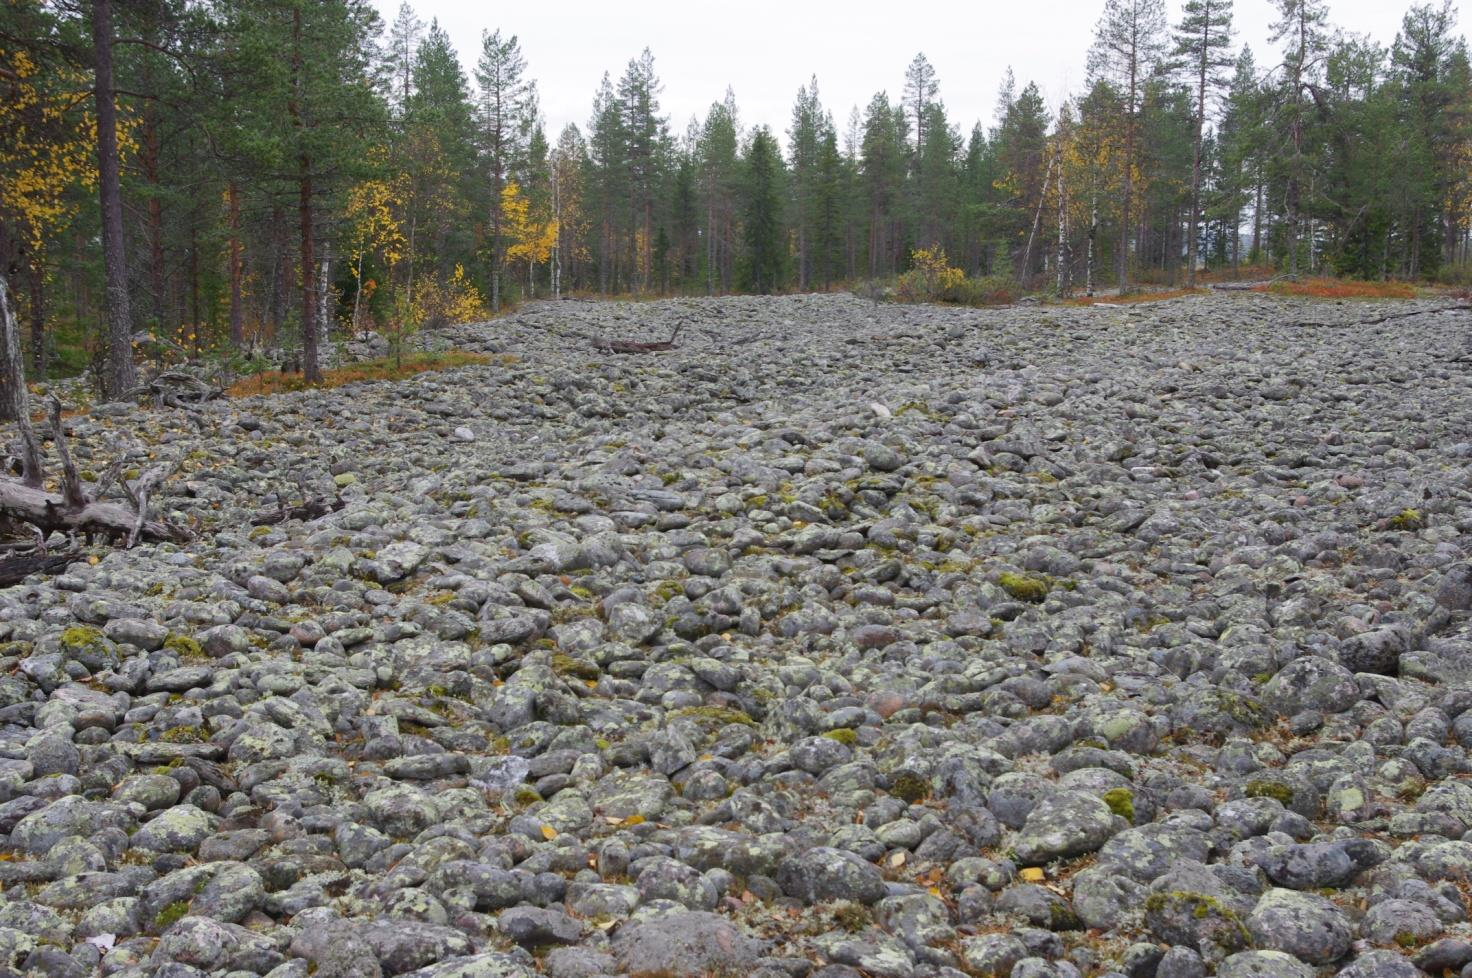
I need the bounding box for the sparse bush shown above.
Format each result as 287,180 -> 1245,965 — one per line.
896,246 -> 965,302
886,246 -> 1016,307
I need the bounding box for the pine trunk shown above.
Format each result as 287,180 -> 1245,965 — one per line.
289,7 -> 319,382
0,274 -> 42,487
1187,36 -> 1207,287
93,0 -> 138,399
1119,58 -> 1137,293
29,264 -> 45,377
142,102 -> 166,328
227,181 -> 244,348
298,166 -> 319,382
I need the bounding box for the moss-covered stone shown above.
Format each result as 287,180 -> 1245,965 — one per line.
822,728 -> 858,746
998,572 -> 1050,603
670,705 -> 755,728
1102,787 -> 1135,821
163,634 -> 205,659
153,900 -> 190,931
889,772 -> 930,804
1244,779 -> 1294,804
1388,508 -> 1424,531
551,654 -> 600,681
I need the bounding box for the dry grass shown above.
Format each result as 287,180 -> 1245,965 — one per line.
1198,263 -> 1278,283
1066,287 -> 1207,306
225,350 -> 498,398
1257,277 -> 1419,299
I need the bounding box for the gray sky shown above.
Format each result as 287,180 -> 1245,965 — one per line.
374,0 -> 1450,147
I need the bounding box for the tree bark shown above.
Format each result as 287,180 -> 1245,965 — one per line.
1186,8 -> 1209,287
93,0 -> 138,399
298,164 -> 319,382
28,263 -> 45,378
142,99 -> 166,328
1120,54 -> 1137,292
288,6 -> 320,382
227,181 -> 244,348
0,274 -> 43,486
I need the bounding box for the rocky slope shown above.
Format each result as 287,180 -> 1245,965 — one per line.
3,291 -> 1472,978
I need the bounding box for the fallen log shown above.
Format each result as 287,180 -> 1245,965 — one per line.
0,479 -> 188,545
593,322 -> 685,354
124,369 -> 224,409
0,550 -> 79,586
1294,302 -> 1470,329
251,494 -> 345,526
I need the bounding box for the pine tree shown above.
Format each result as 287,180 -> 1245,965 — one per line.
475,29 -> 532,310
1172,0 -> 1235,283
587,73 -> 628,293
812,121 -> 846,287
387,2 -> 424,119
903,53 -> 940,156
860,92 -> 904,277
788,77 -> 823,290
698,93 -> 740,293
227,0 -> 385,381
1269,0 -> 1332,275
1089,0 -> 1168,290
93,0 -> 138,396
1392,1 -> 1470,275
617,49 -> 667,292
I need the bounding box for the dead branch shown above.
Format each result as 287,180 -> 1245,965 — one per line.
0,396 -> 190,548
123,368 -> 224,409
0,478 -> 188,545
250,483 -> 345,526
1294,302 -> 1471,328
593,321 -> 686,354
120,458 -> 180,548
47,396 -> 86,512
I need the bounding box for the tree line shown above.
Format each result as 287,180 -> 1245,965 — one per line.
1,0 -> 1469,392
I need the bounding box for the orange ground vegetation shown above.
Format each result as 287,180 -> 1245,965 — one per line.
1256,278 -> 1419,299
225,350 -> 497,398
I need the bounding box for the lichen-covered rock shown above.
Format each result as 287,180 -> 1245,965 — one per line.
610,911 -> 763,974
777,846 -> 887,904
2,292 -> 1472,976
1246,888 -> 1353,965
1014,790 -> 1118,865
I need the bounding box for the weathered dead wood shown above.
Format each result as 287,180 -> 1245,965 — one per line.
0,397 -> 190,548
593,322 -> 685,354
119,456 -> 180,547
250,494 -> 344,526
0,550 -> 79,586
124,369 -> 224,409
47,396 -> 85,511
0,479 -> 187,544
1294,302 -> 1470,329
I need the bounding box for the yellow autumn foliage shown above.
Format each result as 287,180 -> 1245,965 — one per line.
345,176 -> 406,272
412,263 -> 486,330
897,246 -> 965,301
0,45 -> 106,254
502,181 -> 557,268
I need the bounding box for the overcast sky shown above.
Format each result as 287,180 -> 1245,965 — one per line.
373,0 -> 1456,147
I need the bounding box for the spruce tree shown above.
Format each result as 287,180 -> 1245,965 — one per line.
741,127 -> 785,293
